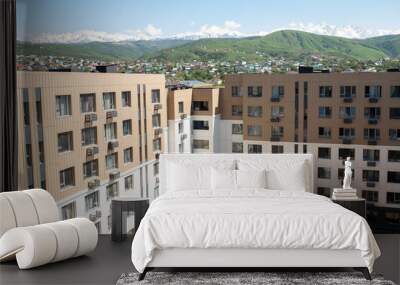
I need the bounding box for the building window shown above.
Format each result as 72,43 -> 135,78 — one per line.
104,123 -> 117,141
271,126 -> 284,137
364,107 -> 380,120
364,128 -> 380,140
103,92 -> 116,110
338,148 -> 355,160
121,91 -> 131,107
388,171 -> 400,183
364,85 -> 382,98
151,89 -> 160,103
123,120 -> 132,135
318,167 -> 331,179
85,191 -> 99,211
387,192 -> 400,204
294,144 -> 298,153
108,215 -> 112,231
106,153 -> 118,170
362,190 -> 378,202
60,167 -> 75,189
390,86 -> 400,98
339,106 -> 356,119
319,86 -> 332,98
83,159 -> 98,178
303,144 -> 307,153
363,170 -> 379,182
193,120 -> 209,130
363,149 -> 379,161
340,86 -> 356,98
389,129 -> 400,141
125,175 -> 134,191
81,127 -> 97,146
124,147 -> 133,164
22,88 -> 30,125
232,86 -> 241,97
61,202 -> 76,220
192,101 -> 208,111
319,106 -> 332,118
56,95 -> 71,116
271,106 -> 284,119
178,122 -> 183,133
25,144 -> 32,166
271,145 -> 284,153
39,141 -> 45,163
389,108 -> 400,119
318,147 -> 331,159
193,139 -> 209,150
248,144 -> 262,154
232,142 -> 243,153
35,88 -> 42,124
80,93 -> 96,113
154,162 -> 159,175
106,182 -> 119,200
58,131 -> 73,152
232,124 -> 243,135
318,127 -> 331,138
152,114 -> 161,128
248,106 -> 263,117
271,86 -> 284,99
153,138 -> 161,151
317,187 -> 331,197
248,86 -> 262,97
178,101 -> 184,113
232,105 -> 243,116
339,128 -> 355,138
388,150 -> 400,162
248,125 -> 262,137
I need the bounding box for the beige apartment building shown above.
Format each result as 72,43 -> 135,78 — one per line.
17,71 -> 167,233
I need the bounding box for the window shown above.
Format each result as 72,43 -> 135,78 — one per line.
248,86 -> 262,97
389,129 -> 400,140
125,175 -> 134,191
388,150 -> 400,162
106,153 -> 118,169
35,88 -> 42,124
104,123 -> 117,141
56,95 -> 71,116
364,128 -> 380,140
103,92 -> 116,110
318,167 -> 331,179
192,101 -> 209,111
232,142 -> 243,153
154,162 -> 159,175
387,192 -> 400,204
271,145 -> 284,153
178,122 -> 183,133
318,147 -> 331,159
25,144 -> 32,166
363,149 -> 380,161
271,126 -> 284,137
364,107 -> 380,119
318,127 -> 331,138
319,106 -> 332,118
193,120 -> 209,130
248,106 -> 262,117
123,120 -> 132,135
232,105 -> 243,116
106,182 -> 119,200
178,101 -> 184,113
193,139 -> 209,149
248,144 -> 262,154
303,144 -> 307,153
363,170 -> 379,182
340,86 -> 356,98
153,138 -> 161,151
271,86 -> 284,99
364,85 -> 382,98
390,108 -> 400,119
60,167 -> 75,189
339,107 -> 356,118
124,147 -> 133,163
317,187 -> 332,197
22,88 -> 30,125
362,190 -> 378,202
232,124 -> 243,135
390,86 -> 400,97
152,114 -> 161,129
338,148 -> 355,160
80,93 -> 96,113
248,125 -> 262,136
61,202 -> 76,220
81,127 -> 97,146
85,191 -> 99,211
319,86 -> 332,98
121,91 -> 131,107
58,131 -> 73,152
83,159 -> 98,178
271,106 -> 284,119
151,89 -> 160,103
339,128 -> 355,138
388,171 -> 400,183
232,86 -> 241,97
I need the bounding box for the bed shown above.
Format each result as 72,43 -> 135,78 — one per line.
131,154 -> 380,280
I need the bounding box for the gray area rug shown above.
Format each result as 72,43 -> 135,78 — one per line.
116,272 -> 396,285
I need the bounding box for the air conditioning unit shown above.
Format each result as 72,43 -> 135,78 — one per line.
109,171 -> 120,180
88,179 -> 100,189
343,97 -> 353,103
368,118 -> 378,125
270,117 -> 280,122
154,128 -> 163,136
180,114 -> 187,120
108,140 -> 119,151
369,97 -> 379,103
343,118 -> 353,124
96,210 -> 102,218
86,146 -> 99,157
154,104 -> 162,111
84,113 -> 97,124
106,110 -> 117,119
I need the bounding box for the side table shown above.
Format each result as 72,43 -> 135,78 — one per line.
332,198 -> 366,219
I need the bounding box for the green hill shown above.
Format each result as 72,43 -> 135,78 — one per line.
360,34 -> 400,58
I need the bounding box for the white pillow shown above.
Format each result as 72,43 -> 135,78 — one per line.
167,163 -> 212,191
212,168 -> 236,190
266,160 -> 306,191
237,169 -> 267,189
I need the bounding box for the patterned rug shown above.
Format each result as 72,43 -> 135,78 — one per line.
116,271 -> 396,285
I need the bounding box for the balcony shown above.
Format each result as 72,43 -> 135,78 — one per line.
368,117 -> 379,125
86,146 -> 99,158
84,113 -> 97,126
109,170 -> 120,181
106,110 -> 117,120
107,140 -> 119,151
154,103 -> 162,112
88,179 -> 100,190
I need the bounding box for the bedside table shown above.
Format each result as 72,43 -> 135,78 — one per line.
332,198 -> 366,218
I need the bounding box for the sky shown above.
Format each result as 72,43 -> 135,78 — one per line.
17,0 -> 400,43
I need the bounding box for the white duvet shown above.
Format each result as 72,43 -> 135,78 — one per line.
131,190 -> 380,273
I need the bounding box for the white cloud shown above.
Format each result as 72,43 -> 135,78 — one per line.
172,20 -> 243,39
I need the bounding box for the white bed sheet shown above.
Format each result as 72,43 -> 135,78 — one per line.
131,190 -> 380,273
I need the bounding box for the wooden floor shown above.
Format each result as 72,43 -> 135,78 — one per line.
0,235 -> 399,285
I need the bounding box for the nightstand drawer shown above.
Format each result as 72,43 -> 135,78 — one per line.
332,199 -> 366,218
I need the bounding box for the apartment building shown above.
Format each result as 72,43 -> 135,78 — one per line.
17,71 -> 167,233
220,71 -> 400,232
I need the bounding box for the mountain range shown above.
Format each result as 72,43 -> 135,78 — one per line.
17,30 -> 400,62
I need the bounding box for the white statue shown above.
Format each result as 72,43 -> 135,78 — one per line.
342,157 -> 353,189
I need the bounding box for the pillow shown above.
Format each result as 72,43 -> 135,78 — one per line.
266,160 -> 306,191
211,168 -> 236,190
167,163 -> 211,192
236,169 -> 267,189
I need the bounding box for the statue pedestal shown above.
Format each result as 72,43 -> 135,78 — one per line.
332,188 -> 358,200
